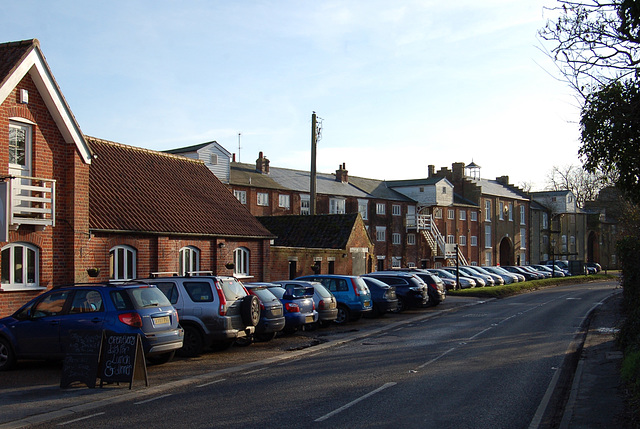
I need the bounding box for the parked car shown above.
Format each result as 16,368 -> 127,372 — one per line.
459,266 -> 495,286
361,277 -> 399,316
239,285 -> 285,343
428,268 -> 476,289
441,267 -> 486,287
375,269 -> 446,306
482,266 -> 519,284
362,272 -> 429,311
295,275 -> 372,324
587,262 -> 602,273
140,274 -> 260,356
521,266 -> 550,279
530,264 -> 565,277
0,282 -> 184,371
255,283 -> 318,333
465,266 -> 505,286
270,280 -> 338,326
544,260 -> 572,276
502,266 -> 537,281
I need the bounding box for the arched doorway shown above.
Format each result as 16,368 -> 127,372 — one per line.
587,231 -> 599,263
499,237 -> 513,266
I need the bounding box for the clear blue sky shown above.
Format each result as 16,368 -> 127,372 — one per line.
3,0 -> 578,190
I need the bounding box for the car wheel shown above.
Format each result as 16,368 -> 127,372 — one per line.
334,305 -> 350,324
396,297 -> 407,312
255,332 -> 277,342
147,350 -> 175,365
242,295 -> 261,327
178,325 -> 204,357
0,338 -> 16,371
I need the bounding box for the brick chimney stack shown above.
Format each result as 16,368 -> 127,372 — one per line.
256,151 -> 270,174
452,162 -> 465,182
336,163 -> 348,183
428,165 -> 435,178
496,175 -> 510,185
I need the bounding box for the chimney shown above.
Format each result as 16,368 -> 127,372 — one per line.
336,163 -> 348,183
496,175 -> 509,185
232,153 -> 236,162
428,165 -> 435,178
256,151 -> 270,174
452,162 -> 465,182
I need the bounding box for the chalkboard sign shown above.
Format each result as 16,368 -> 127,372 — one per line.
99,333 -> 148,389
60,330 -> 103,389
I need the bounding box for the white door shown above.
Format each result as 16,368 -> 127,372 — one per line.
8,122 -> 32,209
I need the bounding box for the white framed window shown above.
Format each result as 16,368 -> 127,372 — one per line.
330,198 -> 346,214
442,186 -> 447,194
509,203 -> 514,221
520,205 -> 526,225
392,233 -> 401,245
520,228 -> 526,249
499,202 -> 504,220
376,226 -> 386,242
459,235 -> 467,246
210,153 -> 218,165
234,247 -> 250,277
301,194 -> 310,215
1,242 -> 40,290
257,192 -> 269,206
470,211 -> 478,221
376,203 -> 386,215
447,235 -> 455,244
407,234 -> 416,245
278,194 -> 290,209
9,121 -> 32,174
110,245 -> 137,280
447,209 -> 454,220
179,246 -> 200,276
392,256 -> 402,268
470,236 -> 478,246
392,205 -> 401,216
485,250 -> 492,266
434,208 -> 442,219
485,225 -> 492,248
485,200 -> 491,221
358,199 -> 368,220
234,190 -> 246,204
459,210 -> 466,221
542,212 -> 548,229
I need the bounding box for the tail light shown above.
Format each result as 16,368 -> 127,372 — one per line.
350,278 -> 360,297
119,312 -> 143,328
175,310 -> 179,323
213,280 -> 228,316
285,302 -> 300,313
318,300 -> 325,310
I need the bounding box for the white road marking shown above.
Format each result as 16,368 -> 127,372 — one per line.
196,378 -> 226,388
134,394 -> 172,405
57,412 -> 105,426
416,347 -> 456,370
314,382 -> 397,422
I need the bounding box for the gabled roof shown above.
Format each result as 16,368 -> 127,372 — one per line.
257,214 -> 364,249
348,176 -> 415,202
0,39 -> 92,163
88,136 -> 273,238
385,176 -> 450,188
164,140 -> 231,157
470,178 -> 529,201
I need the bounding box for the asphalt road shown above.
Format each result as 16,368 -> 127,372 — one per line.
4,281 -> 619,429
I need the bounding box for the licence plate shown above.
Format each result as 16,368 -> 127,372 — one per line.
153,316 -> 170,326
305,315 -> 315,323
364,300 -> 371,307
272,308 -> 282,316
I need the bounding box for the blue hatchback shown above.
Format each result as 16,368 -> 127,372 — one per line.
0,283 -> 183,371
296,275 -> 372,324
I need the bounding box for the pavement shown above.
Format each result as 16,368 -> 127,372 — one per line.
0,286 -> 635,428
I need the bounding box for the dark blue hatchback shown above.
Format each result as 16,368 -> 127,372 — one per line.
0,282 -> 184,371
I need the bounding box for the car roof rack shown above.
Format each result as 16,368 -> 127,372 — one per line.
186,271 -> 214,277
149,271 -> 179,278
52,280 -> 148,289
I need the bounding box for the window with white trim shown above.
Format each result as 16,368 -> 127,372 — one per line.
485,225 -> 492,248
485,250 -> 492,266
392,256 -> 402,268
257,192 -> 269,206
499,202 -> 504,220
330,198 -> 346,214
508,203 -> 513,221
210,153 -> 218,165
447,235 -> 455,244
434,208 -> 442,219
278,194 -> 290,209
520,205 -> 526,225
9,121 -> 31,174
234,247 -> 250,277
179,246 -> 200,276
301,194 -> 310,215
376,226 -> 386,242
470,211 -> 478,221
542,212 -> 548,229
358,199 -> 368,220
470,236 -> 478,246
392,205 -> 401,216
459,210 -> 466,221
407,234 -> 416,245
485,200 -> 491,221
447,209 -> 454,220
234,190 -> 246,204
392,233 -> 401,245
1,242 -> 39,290
459,235 -> 467,246
520,228 -> 526,249
376,203 -> 386,215
110,245 -> 137,280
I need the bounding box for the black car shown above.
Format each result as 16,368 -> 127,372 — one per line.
377,269 -> 446,306
362,272 -> 429,311
361,276 -> 399,316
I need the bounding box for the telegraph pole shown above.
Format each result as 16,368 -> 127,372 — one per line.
310,112 -> 317,215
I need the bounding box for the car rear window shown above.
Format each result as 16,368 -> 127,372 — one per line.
313,284 -> 333,298
251,288 -> 279,303
184,281 -> 214,302
128,287 -> 172,308
155,282 -> 179,304
219,278 -> 248,300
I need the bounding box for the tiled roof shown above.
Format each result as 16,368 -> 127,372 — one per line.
348,176 -> 415,201
88,136 -> 273,238
257,214 -> 361,249
0,39 -> 36,87
470,178 -> 529,201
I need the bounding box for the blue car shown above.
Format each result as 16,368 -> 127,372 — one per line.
0,283 -> 184,371
249,283 -> 318,334
296,275 -> 372,324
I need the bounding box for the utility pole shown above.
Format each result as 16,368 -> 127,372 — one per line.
237,133 -> 242,162
310,112 -> 322,215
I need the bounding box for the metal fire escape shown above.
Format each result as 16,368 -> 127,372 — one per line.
416,213 -> 468,266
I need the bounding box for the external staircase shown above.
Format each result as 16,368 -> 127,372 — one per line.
416,214 -> 468,266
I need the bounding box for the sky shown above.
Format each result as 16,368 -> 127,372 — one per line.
3,0 -> 580,191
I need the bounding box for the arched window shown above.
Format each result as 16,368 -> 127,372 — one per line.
1,242 -> 39,290
179,246 -> 200,276
110,245 -> 137,280
233,247 -> 249,277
